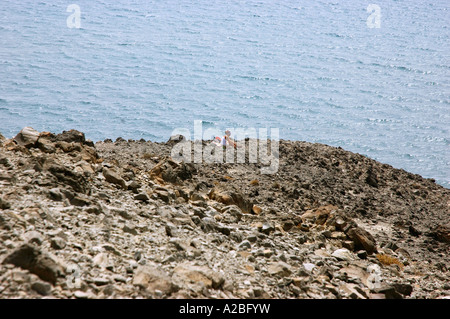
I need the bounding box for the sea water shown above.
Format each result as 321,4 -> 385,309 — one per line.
0,0 -> 448,187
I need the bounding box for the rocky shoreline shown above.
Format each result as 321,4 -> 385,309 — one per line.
0,127 -> 449,299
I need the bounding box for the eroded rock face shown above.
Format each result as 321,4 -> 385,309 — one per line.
0,127 -> 449,299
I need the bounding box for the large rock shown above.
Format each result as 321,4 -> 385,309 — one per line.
166,134 -> 186,146
332,248 -> 355,261
209,188 -> 253,214
2,244 -> 64,285
322,210 -> 377,254
429,223 -> 450,243
267,262 -> 292,277
347,227 -> 377,255
132,265 -> 175,295
31,280 -> 52,296
103,168 -> 127,189
48,163 -> 89,193
55,129 -> 86,144
339,265 -> 371,288
172,262 -> 225,291
32,129 -> 99,161
373,285 -> 404,299
14,127 -> 40,147
36,137 -> 56,153
339,283 -> 369,299
301,205 -> 338,225
149,157 -> 195,185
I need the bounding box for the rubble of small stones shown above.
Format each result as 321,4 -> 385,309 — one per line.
0,127 -> 449,299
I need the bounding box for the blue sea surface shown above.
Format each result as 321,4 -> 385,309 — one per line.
0,0 -> 449,187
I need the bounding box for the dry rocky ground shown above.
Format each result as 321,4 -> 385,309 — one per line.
0,127 -> 449,299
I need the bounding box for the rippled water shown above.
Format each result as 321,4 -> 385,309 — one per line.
0,0 -> 449,187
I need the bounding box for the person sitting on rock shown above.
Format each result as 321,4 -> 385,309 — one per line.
211,130 -> 237,148
222,130 -> 236,149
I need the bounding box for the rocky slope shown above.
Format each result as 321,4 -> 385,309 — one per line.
0,127 -> 448,299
